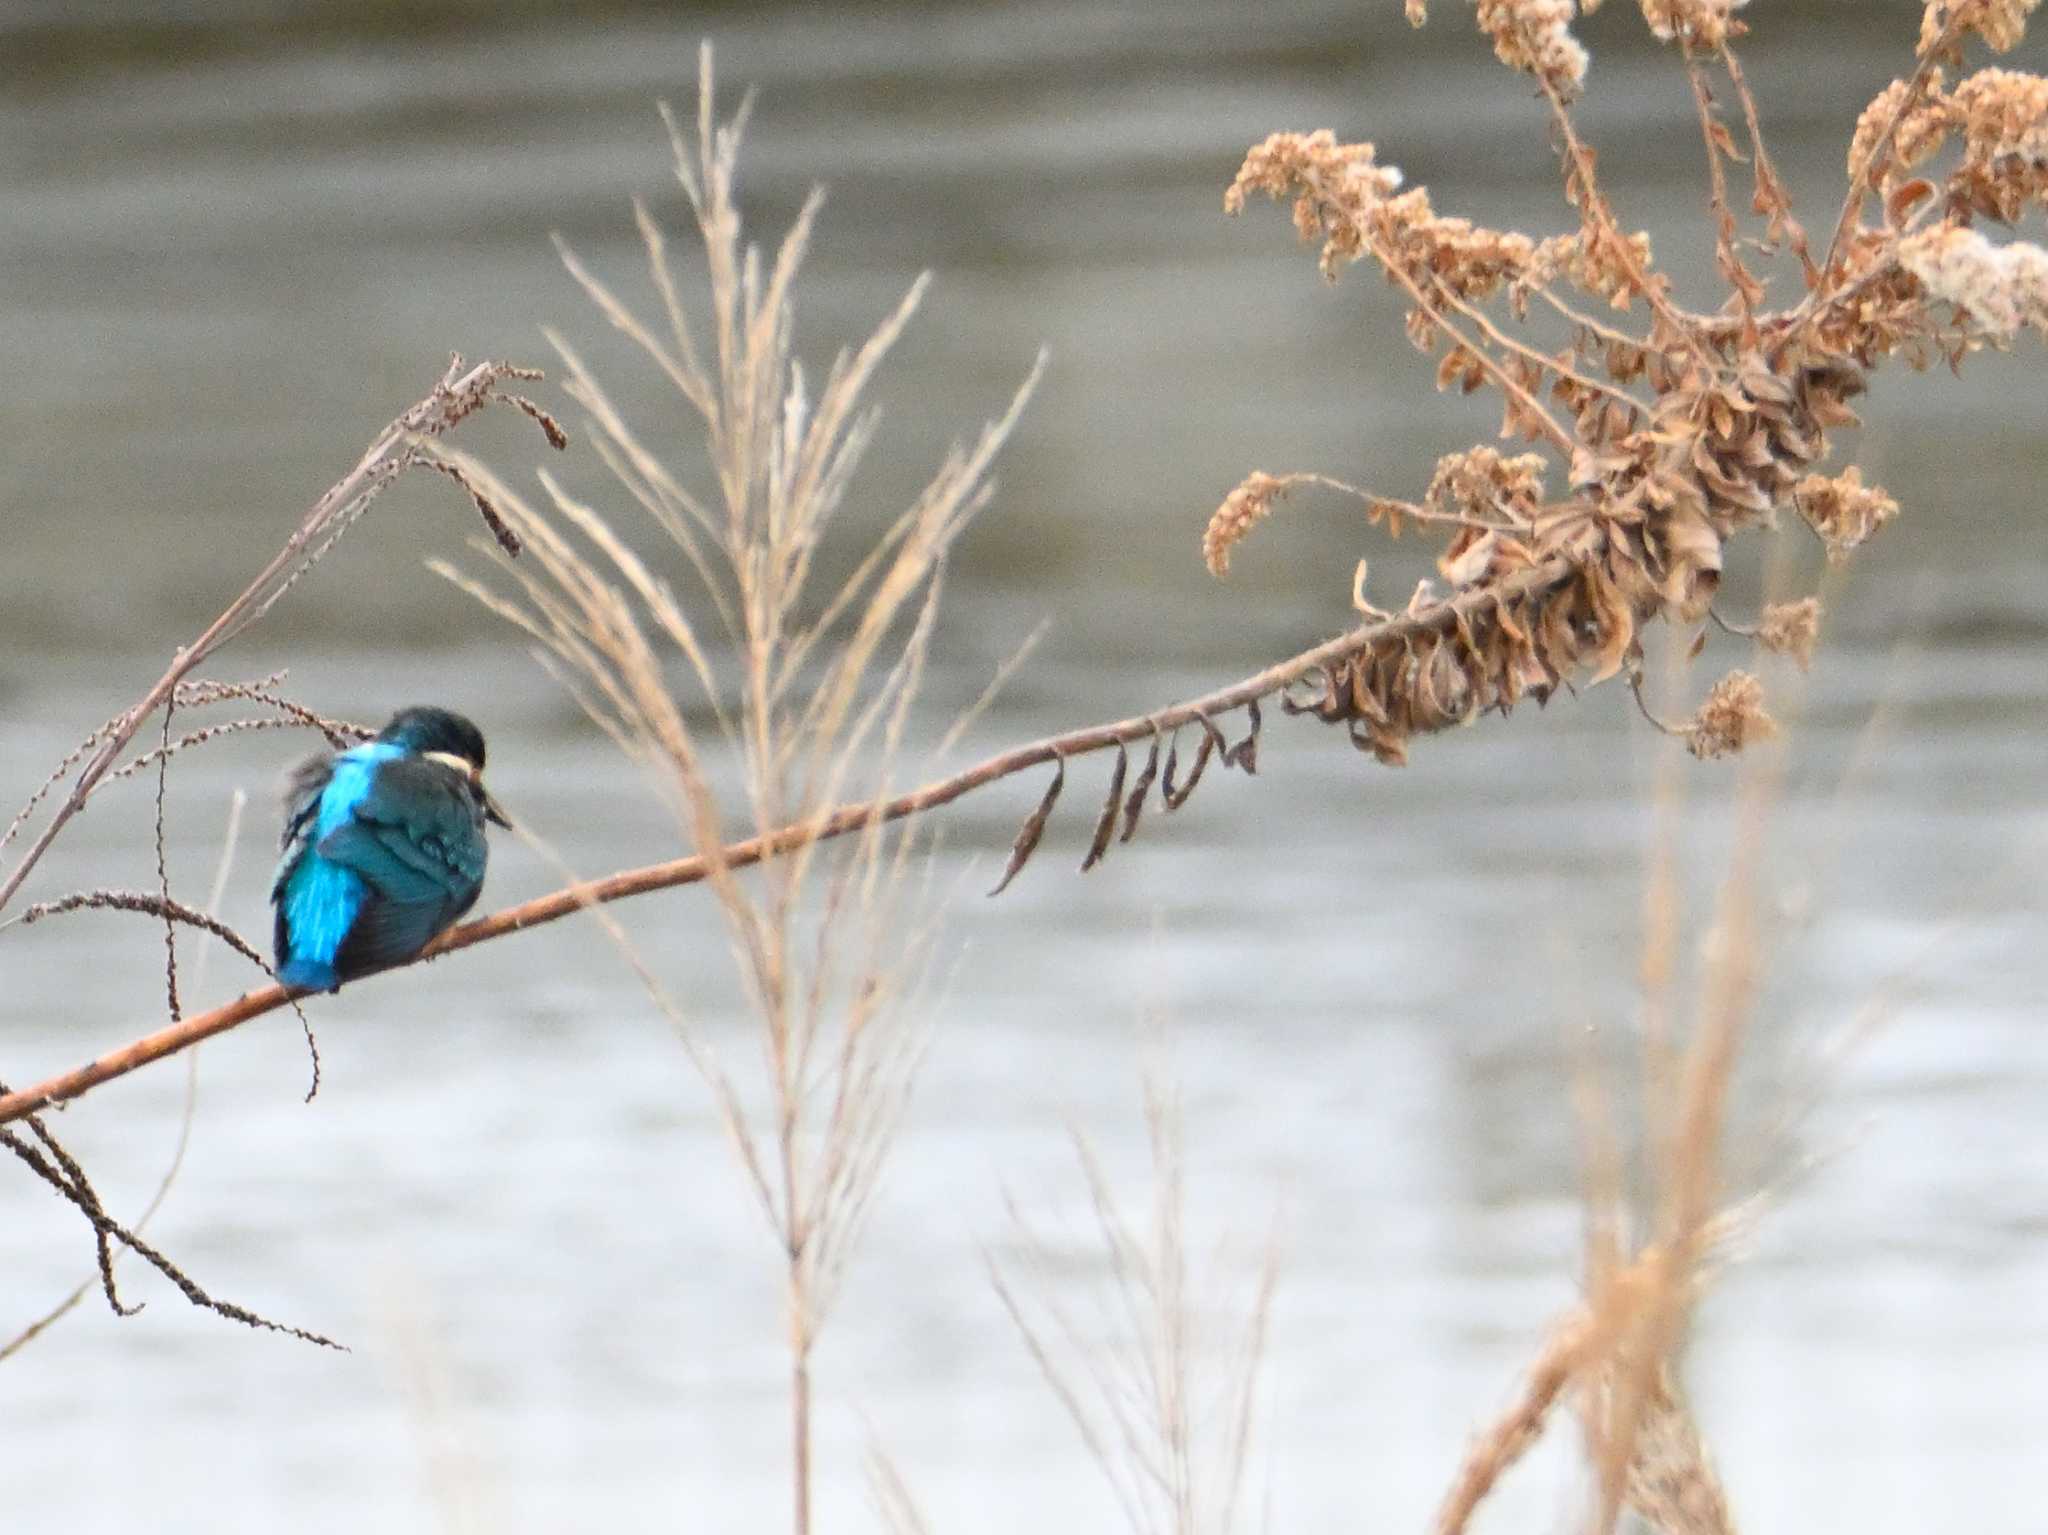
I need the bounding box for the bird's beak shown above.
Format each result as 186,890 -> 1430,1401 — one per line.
478,776 -> 513,829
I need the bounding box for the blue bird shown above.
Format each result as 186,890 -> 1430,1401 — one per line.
271,706 -> 509,993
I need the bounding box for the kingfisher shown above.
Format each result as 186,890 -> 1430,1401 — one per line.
271,705 -> 509,993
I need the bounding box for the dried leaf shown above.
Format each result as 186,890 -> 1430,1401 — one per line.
1161,727 -> 1216,810
1079,743 -> 1129,872
988,756 -> 1065,896
1119,731 -> 1162,843
1223,698 -> 1262,774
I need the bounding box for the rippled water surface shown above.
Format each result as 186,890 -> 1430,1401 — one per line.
4,4 -> 2046,1532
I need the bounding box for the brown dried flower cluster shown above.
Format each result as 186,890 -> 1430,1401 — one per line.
1425,446 -> 1549,524
1793,465 -> 1900,561
1476,0 -> 1590,100
1755,596 -> 1823,669
1858,66 -> 2048,221
1227,128 -> 1655,324
1949,67 -> 2048,199
1683,669 -> 1776,759
1226,129 -> 1552,302
1202,471 -> 1290,576
1212,1 -> 2043,774
1190,7 -> 2048,1531
1922,0 -> 2041,58
1899,224 -> 2048,336
1638,0 -> 1749,50
1526,228 -> 1658,310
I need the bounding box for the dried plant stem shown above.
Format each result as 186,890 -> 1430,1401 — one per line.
1685,51 -> 1754,321
791,1346 -> 813,1535
0,355 -> 557,920
1428,270 -> 1642,414
0,554 -> 1588,1127
1388,259 -> 1577,452
1538,76 -> 1716,367
1809,9 -> 1960,287
0,792 -> 242,1362
1718,43 -> 1815,285
1534,287 -> 1646,355
1435,1310 -> 1597,1535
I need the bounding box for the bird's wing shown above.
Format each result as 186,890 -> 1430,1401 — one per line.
331,885 -> 459,978
314,756 -> 488,905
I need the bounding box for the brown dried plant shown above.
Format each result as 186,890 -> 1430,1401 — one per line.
1435,747 -> 1772,1535
1208,0 -> 2048,771
430,49 -> 1039,1535
0,795 -> 239,1364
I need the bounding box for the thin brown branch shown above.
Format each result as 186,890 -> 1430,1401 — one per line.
1718,42 -> 1816,286
1537,75 -> 1719,369
1532,287 -> 1650,356
0,1111 -> 340,1350
1426,271 -> 1646,416
0,556 -> 1585,1128
1380,254 -> 1578,453
1685,50 -> 1758,329
1,793 -> 240,1362
1808,10 -> 1960,290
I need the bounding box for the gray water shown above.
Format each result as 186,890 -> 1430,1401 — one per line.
3,4 -> 2046,1531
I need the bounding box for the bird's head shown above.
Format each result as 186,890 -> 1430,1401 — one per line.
377,706 -> 512,828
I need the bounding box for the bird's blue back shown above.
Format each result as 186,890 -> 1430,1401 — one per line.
272,742 -> 489,991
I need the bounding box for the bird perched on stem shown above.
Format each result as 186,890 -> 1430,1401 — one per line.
272,706 -> 509,992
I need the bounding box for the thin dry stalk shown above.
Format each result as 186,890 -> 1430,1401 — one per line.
0,793 -> 242,1363
866,1443 -> 936,1535
1434,1309 -> 1599,1535
1437,726 -> 1776,1534
445,49 -> 1030,1534
990,1026 -> 1281,1535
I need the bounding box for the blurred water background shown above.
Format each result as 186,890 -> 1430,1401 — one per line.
3,2 -> 2045,1531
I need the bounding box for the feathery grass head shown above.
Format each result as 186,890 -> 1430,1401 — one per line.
440,46 -> 1041,1526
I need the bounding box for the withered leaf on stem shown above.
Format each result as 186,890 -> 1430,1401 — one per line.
422,458 -> 523,556
1119,730 -> 1162,844
1080,743 -> 1129,873
1161,723 -> 1218,810
987,755 -> 1065,897
1223,697 -> 1262,773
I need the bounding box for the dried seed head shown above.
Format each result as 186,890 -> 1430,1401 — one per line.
1923,0 -> 2040,57
1204,471 -> 1291,576
1684,670 -> 1776,759
1946,68 -> 2048,218
1848,71 -> 1971,198
1793,465 -> 1899,562
1528,229 -> 1656,308
1756,596 -> 1823,669
1898,224 -> 2048,336
1637,0 -> 1748,49
1952,67 -> 2048,161
1227,131 -> 1403,281
1475,0 -> 1591,100
1228,130 -> 1549,302
1426,446 -> 1550,524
